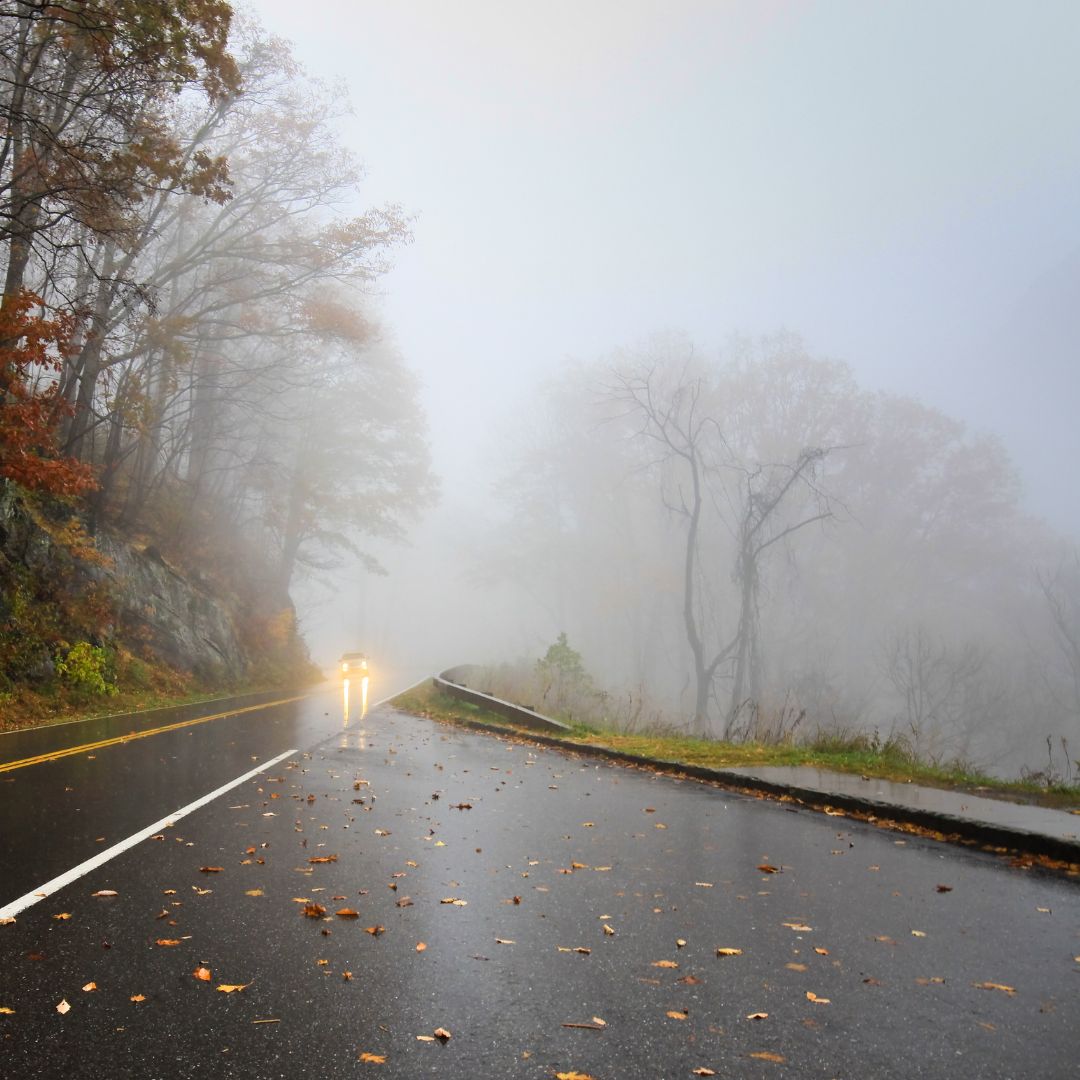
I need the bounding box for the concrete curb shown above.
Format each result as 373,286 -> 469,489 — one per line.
422,674 -> 1080,866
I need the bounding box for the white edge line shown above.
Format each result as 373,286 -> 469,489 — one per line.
0,746 -> 299,921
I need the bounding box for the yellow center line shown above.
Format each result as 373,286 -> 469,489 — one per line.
0,695 -> 308,774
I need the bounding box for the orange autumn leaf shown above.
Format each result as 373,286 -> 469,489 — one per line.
433,1027 -> 452,1041
56,999 -> 71,1015
335,908 -> 360,919
130,994 -> 146,1003
199,867 -> 224,873
652,960 -> 679,969
303,903 -> 327,918
358,1052 -> 386,1064
692,1070 -> 717,1077
364,925 -> 386,937
415,942 -> 427,952
716,948 -> 743,957
555,1073 -> 596,1080
757,864 -> 781,874
309,855 -> 338,864
82,982 -> 97,992
750,1051 -> 785,1063
666,1010 -> 688,1020
972,982 -> 1016,995
193,967 -> 212,982
52,913 -> 72,921
155,939 -> 182,947
805,991 -> 830,1004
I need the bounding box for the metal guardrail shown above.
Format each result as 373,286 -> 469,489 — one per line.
434,666 -> 571,734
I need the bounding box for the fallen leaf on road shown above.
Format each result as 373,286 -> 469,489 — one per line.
309,855 -> 338,864
783,923 -> 812,932
786,963 -> 808,972
692,1069 -> 716,1076
915,977 -> 945,985
695,881 -> 713,887
602,924 -> 615,936
358,1051 -> 386,1063
415,942 -> 427,952
364,925 -> 385,936
0,1006 -> 14,1014
130,994 -> 146,1003
746,1012 -> 769,1020
52,913 -> 71,920
440,898 -> 467,906
433,1027 -> 451,1041
216,983 -> 250,993
303,903 -> 326,918
335,908 -> 360,919
91,890 -> 117,898
56,999 -> 71,1014
562,1021 -> 605,1030
973,982 -> 1016,995
396,897 -> 413,908
813,947 -> 829,955
82,982 -> 97,992
652,960 -> 679,968
805,991 -> 830,1004
911,930 -> 927,937
193,887 -> 212,896
936,884 -> 953,893
155,939 -> 181,947
245,890 -> 264,897
716,948 -> 743,957
555,1073 -> 595,1080
666,1010 -> 688,1020
199,867 -> 224,873
495,938 -> 515,945
749,1051 -> 785,1063
757,864 -> 780,874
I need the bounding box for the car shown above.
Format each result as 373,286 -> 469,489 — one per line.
340,651 -> 368,675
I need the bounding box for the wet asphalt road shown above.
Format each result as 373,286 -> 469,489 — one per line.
1,684 -> 1079,1078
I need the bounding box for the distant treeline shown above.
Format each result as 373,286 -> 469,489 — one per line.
482,334 -> 1080,775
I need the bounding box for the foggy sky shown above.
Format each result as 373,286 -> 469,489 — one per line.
249,0 -> 1079,536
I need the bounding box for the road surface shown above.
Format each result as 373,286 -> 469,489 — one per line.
1,681 -> 1077,1077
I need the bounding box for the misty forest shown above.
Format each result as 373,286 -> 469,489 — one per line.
1,1 -> 1078,783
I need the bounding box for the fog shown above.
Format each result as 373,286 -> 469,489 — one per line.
247,1 -> 1080,776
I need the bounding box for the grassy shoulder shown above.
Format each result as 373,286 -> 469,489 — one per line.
393,681 -> 1080,812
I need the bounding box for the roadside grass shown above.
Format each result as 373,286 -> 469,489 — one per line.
392,681 -> 1080,811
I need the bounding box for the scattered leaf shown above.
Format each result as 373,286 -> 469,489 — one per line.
308,855 -> 338,864
676,939 -> 687,948
0,1006 -> 14,1014
335,908 -> 360,919
911,930 -> 927,938
433,1027 -> 452,1041
358,1051 -> 386,1063
303,903 -> 327,918
56,999 -> 71,1015
364,925 -> 385,936
199,867 -> 224,873
692,1070 -> 717,1077
666,1010 -> 688,1020
652,960 -> 679,969
396,897 -> 413,908
757,864 -> 781,874
783,923 -> 812,932
130,994 -> 146,1003
603,924 -> 615,936
82,982 -> 97,992
749,1051 -> 785,1063
91,890 -> 118,898
806,991 -> 830,1004
245,890 -> 264,897
813,947 -> 830,955
695,882 -> 713,888
973,982 -> 1016,995
936,884 -> 953,893
52,913 -> 72,921
155,939 -> 181,947
555,1073 -> 596,1080
786,962 -> 808,972
716,947 -> 743,957
495,938 -> 515,945
216,983 -> 250,993
440,898 -> 467,906
193,967 -> 212,982
415,942 -> 427,952
746,1011 -> 769,1020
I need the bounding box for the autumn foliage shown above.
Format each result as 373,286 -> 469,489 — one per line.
0,292 -> 96,498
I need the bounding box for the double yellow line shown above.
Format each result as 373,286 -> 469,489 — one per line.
0,695 -> 306,774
